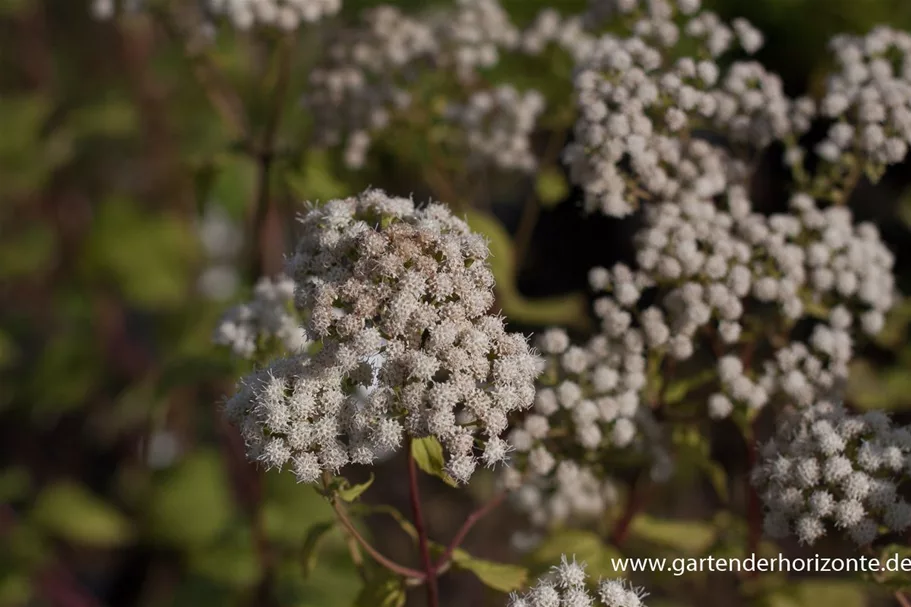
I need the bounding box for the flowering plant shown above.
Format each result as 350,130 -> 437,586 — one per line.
6,0 -> 911,606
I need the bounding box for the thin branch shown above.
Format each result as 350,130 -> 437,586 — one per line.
434,490 -> 507,573
250,33 -> 295,279
897,591 -> 911,607
408,441 -> 440,607
745,422 -> 762,567
155,3 -> 248,140
514,129 -> 568,263
611,477 -> 649,547
323,483 -> 425,581
345,534 -> 367,582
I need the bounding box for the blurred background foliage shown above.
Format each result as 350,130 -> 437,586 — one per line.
3,0 -> 911,606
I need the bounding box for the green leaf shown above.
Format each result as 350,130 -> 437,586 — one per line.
31,481 -> 133,548
872,300 -> 911,350
187,526 -> 261,589
301,522 -> 336,578
462,209 -> 591,331
756,579 -> 867,607
0,571 -> 32,607
338,474 -> 374,502
526,529 -> 623,579
349,504 -> 418,542
410,437 -> 458,487
535,167 -> 569,208
353,575 -> 407,607
452,549 -> 528,593
847,360 -> 911,412
145,450 -> 234,548
0,0 -> 31,16
84,200 -> 197,308
899,190 -> 911,230
261,470 -> 335,545
285,150 -> 350,203
628,515 -> 715,555
28,324 -> 104,416
208,153 -> 257,216
873,544 -> 911,589
0,330 -> 20,369
70,95 -> 138,139
0,467 -> 31,503
672,427 -> 729,503
662,368 -> 716,405
0,224 -> 55,280
0,93 -> 72,198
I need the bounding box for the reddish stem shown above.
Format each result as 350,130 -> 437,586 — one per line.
897,591 -> 911,607
745,429 -> 762,565
434,490 -> 507,573
612,479 -> 649,547
329,496 -> 426,580
407,442 -> 439,607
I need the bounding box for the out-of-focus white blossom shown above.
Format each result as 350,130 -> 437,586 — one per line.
503,324 -> 665,530
197,204 -> 243,301
92,0 -> 341,30
303,0 -> 522,168
753,401 -> 911,546
445,85 -> 546,173
564,1 -> 808,217
812,27 -> 911,176
213,274 -> 307,358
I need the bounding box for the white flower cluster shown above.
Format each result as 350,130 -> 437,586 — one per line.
90,0 -> 341,29
563,0 -> 812,217
519,9 -> 593,60
207,0 -> 342,31
501,324 -> 667,529
814,27 -> 911,170
303,6 -> 437,168
430,0 -> 520,82
213,274 -> 308,358
585,186 -> 895,419
304,0 -> 523,169
504,459 -> 619,530
507,555 -> 648,607
444,86 -> 546,173
753,401 -> 911,546
226,190 -> 539,483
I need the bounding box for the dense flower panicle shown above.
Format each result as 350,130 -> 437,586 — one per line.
445,86 -> 546,172
753,401 -> 911,546
564,0 -> 810,217
584,188 -> 895,420
812,27 -> 911,170
226,189 -> 539,483
213,274 -> 307,358
507,555 -> 648,607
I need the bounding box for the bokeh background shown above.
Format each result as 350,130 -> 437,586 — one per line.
4,0 -> 911,606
